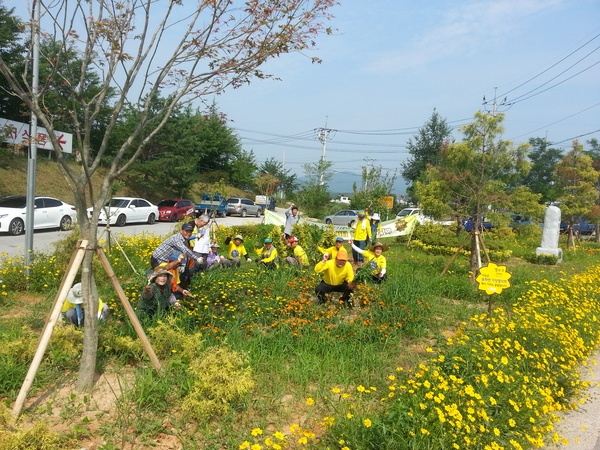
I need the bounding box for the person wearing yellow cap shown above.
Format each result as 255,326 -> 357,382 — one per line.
352,210 -> 372,265
313,247 -> 356,306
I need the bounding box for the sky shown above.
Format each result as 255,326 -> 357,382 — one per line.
213,0 -> 600,195
11,0 -> 600,197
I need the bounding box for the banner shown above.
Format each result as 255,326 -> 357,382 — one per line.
264,210 -> 419,239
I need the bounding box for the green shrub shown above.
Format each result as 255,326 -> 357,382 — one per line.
527,253 -> 559,265
181,345 -> 254,422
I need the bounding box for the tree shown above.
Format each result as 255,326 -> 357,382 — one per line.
401,109 -> 453,202
522,137 -> 563,203
230,149 -> 258,191
0,0 -> 336,391
296,159 -> 333,219
554,140 -> 599,248
258,157 -> 298,198
415,111 -> 535,276
350,164 -> 396,213
0,3 -> 27,121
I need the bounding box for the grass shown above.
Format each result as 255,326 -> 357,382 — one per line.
1,222 -> 600,449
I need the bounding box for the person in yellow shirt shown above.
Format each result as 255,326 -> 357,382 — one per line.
313,248 -> 356,306
254,237 -> 279,269
317,236 -> 346,260
352,210 -> 372,264
224,234 -> 253,267
285,236 -> 309,267
350,240 -> 388,284
61,282 -> 109,326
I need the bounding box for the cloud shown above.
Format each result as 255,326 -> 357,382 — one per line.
365,0 -> 564,74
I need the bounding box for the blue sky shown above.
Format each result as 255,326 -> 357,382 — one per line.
213,0 -> 600,195
12,1 -> 600,196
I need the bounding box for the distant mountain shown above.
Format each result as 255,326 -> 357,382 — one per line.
296,171 -> 408,197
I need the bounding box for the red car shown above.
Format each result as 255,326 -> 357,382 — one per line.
157,198 -> 194,222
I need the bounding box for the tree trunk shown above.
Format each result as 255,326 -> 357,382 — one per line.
77,245 -> 99,391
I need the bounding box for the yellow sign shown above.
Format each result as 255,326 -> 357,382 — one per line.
380,196 -> 394,209
476,263 -> 511,294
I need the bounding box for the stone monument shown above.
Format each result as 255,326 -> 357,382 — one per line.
536,205 -> 562,263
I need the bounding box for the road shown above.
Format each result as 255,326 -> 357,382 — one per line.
0,215 -> 266,258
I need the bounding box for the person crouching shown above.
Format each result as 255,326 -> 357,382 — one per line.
313,248 -> 356,307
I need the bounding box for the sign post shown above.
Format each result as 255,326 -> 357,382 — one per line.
476,263 -> 511,314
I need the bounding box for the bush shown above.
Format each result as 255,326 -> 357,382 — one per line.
181,345 -> 254,421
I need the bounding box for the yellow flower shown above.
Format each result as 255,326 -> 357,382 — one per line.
306,397 -> 315,406
251,428 -> 263,436
346,413 -> 354,419
239,441 -> 250,449
363,418 -> 372,427
251,445 -> 262,450
357,385 -> 366,392
273,431 -> 285,440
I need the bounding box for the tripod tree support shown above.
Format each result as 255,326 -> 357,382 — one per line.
12,240 -> 161,418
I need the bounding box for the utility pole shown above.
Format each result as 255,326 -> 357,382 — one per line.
482,87 -> 511,116
25,0 -> 41,275
363,157 -> 374,190
315,117 -> 335,185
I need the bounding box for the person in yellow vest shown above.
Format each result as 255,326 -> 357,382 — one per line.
369,213 -> 383,240
61,282 -> 109,326
317,236 -> 346,260
285,236 -> 309,267
224,234 -> 253,267
352,210 -> 372,264
313,248 -> 356,307
350,240 -> 388,284
254,237 -> 279,269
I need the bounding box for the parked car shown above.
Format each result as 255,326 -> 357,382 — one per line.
255,195 -> 276,211
196,194 -> 228,217
462,217 -> 494,232
0,195 -> 77,235
88,197 -> 159,226
225,197 -> 262,217
157,198 -> 194,222
323,209 -> 359,227
560,217 -> 596,235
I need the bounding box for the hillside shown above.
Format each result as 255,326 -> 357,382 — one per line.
0,154 -> 252,205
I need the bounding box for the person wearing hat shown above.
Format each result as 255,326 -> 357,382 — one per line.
282,204 -> 300,243
313,247 -> 356,306
224,234 -> 253,267
151,221 -> 205,270
352,210 -> 372,265
153,251 -> 193,299
61,282 -> 110,326
349,240 -> 389,284
285,236 -> 309,267
254,237 -> 279,269
206,242 -> 232,270
138,269 -> 181,318
318,236 -> 347,260
369,213 -> 382,241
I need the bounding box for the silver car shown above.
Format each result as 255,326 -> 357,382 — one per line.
225,197 -> 262,217
323,209 -> 359,227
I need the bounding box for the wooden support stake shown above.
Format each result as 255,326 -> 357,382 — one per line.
12,239 -> 88,418
95,247 -> 162,371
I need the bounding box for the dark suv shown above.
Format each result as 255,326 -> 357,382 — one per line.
225,197 -> 262,217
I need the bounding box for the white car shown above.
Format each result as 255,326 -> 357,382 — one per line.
88,197 -> 158,226
0,195 -> 77,235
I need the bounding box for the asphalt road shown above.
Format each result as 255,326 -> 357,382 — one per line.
0,214 -> 266,258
